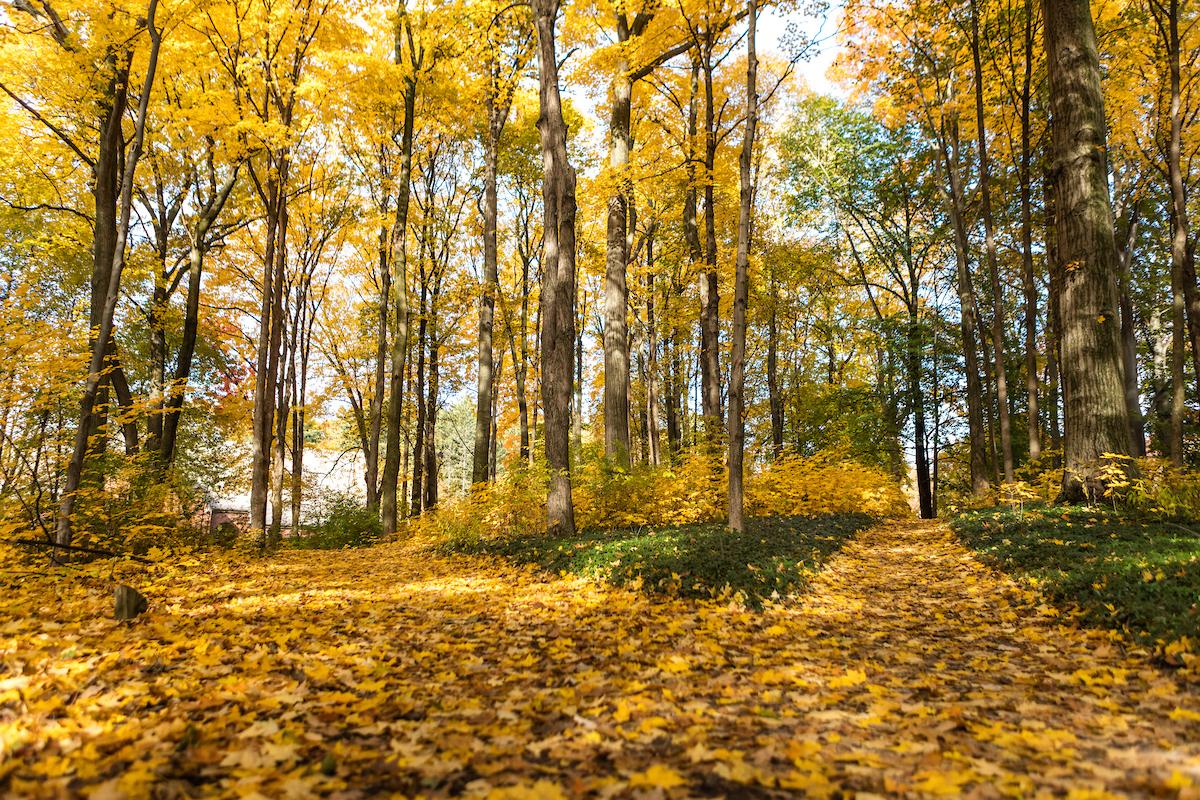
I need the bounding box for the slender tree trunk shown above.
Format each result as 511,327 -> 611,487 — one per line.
699,40 -> 722,440
908,308 -> 933,518
970,0 -> 1014,481
940,123 -> 990,496
533,0 -> 577,535
424,329 -> 440,510
767,278 -> 784,459
1043,0 -> 1133,499
1045,171 -> 1064,452
250,173 -> 280,536
1019,2 -> 1042,461
645,236 -> 661,466
1173,250 -> 1187,465
410,271 -> 428,515
573,290 -> 584,452
159,167 -> 239,467
367,223 -> 389,508
1161,0 -> 1198,444
473,65 -> 510,484
380,32 -> 418,533
266,184 -> 289,547
1116,212 -> 1148,456
728,0 -> 756,533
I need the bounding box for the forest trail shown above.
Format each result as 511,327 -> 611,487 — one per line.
4,520 -> 1200,798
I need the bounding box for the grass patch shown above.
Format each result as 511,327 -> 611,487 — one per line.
442,513 -> 874,605
951,505 -> 1200,648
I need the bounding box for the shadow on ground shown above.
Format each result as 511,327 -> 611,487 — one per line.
442,512 -> 876,605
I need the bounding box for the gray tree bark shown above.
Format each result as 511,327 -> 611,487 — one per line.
533,0 -> 577,535
1042,0 -> 1134,499
727,0 -> 756,533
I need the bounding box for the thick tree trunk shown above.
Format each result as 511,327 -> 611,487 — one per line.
603,39 -> 634,467
1043,0 -> 1133,499
533,0 -> 577,535
57,13 -> 161,545
727,0 -> 756,533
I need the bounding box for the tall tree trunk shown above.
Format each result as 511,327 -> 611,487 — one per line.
970,0 -> 1014,481
250,172 -> 280,536
940,122 -> 990,496
424,330 -> 440,510
367,222 -> 389,508
266,185 -> 289,547
533,0 -> 577,535
645,234 -> 662,466
908,309 -> 933,518
699,40 -> 722,440
767,275 -> 784,460
159,166 -> 239,467
602,34 -> 634,467
727,0 -> 756,533
1019,1 -> 1042,461
1160,0 -> 1197,451
1045,170 -> 1064,452
473,61 -> 510,484
1043,0 -> 1133,499
1172,250 -> 1187,465
57,13 -> 161,545
410,270 -> 429,515
380,26 -> 419,533
1115,208 -> 1148,456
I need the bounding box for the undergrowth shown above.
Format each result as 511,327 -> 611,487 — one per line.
443,513 -> 875,606
951,504 -> 1199,665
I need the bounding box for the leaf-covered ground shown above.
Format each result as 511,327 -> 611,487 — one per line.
951,505 -> 1200,649
4,520 -> 1200,798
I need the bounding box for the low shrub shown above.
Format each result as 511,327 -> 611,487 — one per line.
290,493 -> 383,550
405,451 -> 908,547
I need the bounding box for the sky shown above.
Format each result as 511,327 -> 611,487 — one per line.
759,1 -> 846,97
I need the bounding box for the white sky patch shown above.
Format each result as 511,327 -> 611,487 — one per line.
759,2 -> 846,98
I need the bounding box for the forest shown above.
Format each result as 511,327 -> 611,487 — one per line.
2,0 -> 1200,794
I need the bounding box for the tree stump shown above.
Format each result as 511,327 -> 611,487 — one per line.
114,585 -> 148,620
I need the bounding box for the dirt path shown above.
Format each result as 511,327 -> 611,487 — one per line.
3,520 -> 1199,798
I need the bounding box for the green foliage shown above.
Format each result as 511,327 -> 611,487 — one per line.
444,513 -> 875,606
408,451 -> 907,550
290,493 -> 383,550
70,454 -> 207,554
951,505 -> 1200,653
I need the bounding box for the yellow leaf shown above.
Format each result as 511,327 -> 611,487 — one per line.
828,669 -> 867,688
628,764 -> 687,789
